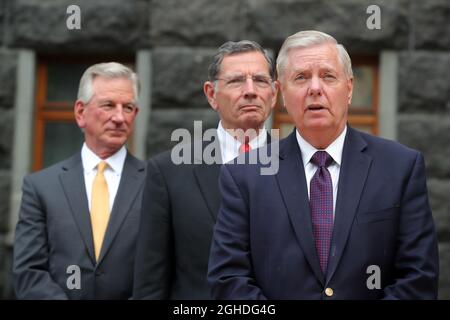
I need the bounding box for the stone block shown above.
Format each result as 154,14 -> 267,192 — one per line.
398,114 -> 450,179
439,242 -> 450,299
153,47 -> 215,110
0,108 -> 13,170
0,50 -> 17,107
9,0 -> 150,53
146,108 -> 219,157
399,52 -> 450,113
0,171 -> 11,233
0,0 -> 4,46
415,0 -> 450,50
247,0 -> 409,53
151,0 -> 244,46
428,178 -> 450,242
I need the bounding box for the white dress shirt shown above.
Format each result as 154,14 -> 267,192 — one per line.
296,126 -> 347,218
81,143 -> 127,214
216,121 -> 268,164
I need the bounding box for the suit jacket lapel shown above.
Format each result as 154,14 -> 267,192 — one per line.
97,153 -> 145,264
193,137 -> 222,221
194,164 -> 221,221
193,132 -> 272,222
325,127 -> 372,284
59,153 -> 96,264
275,132 -> 325,284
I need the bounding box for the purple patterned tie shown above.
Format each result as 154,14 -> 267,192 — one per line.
310,151 -> 334,274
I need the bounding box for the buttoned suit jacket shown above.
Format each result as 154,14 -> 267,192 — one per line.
208,127 -> 439,299
133,132 -> 271,299
13,151 -> 145,299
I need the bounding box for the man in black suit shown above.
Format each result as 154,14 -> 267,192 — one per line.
133,40 -> 278,299
13,62 -> 146,299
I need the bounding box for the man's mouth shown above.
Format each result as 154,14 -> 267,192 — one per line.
107,129 -> 126,134
239,105 -> 260,111
306,104 -> 326,111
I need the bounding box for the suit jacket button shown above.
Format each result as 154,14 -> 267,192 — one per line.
96,271 -> 103,276
325,287 -> 334,297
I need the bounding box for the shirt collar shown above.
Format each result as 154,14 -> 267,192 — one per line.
296,125 -> 347,167
81,143 -> 127,175
217,121 -> 267,162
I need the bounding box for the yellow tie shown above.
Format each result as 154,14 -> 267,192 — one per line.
91,161 -> 110,261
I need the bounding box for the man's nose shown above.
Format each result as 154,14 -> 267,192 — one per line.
111,105 -> 125,123
243,77 -> 257,99
308,76 -> 323,96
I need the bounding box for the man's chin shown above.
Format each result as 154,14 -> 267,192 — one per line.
301,117 -> 334,129
240,119 -> 265,131
105,138 -> 127,149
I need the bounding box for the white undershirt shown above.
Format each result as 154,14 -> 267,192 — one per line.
216,121 -> 268,164
81,143 -> 126,213
296,126 -> 347,218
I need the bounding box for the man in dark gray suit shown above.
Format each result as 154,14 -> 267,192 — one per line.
13,62 -> 146,299
133,40 -> 278,299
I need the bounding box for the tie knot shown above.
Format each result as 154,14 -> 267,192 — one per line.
311,151 -> 333,168
239,142 -> 251,154
97,161 -> 108,174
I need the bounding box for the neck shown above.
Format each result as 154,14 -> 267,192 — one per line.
86,142 -> 121,160
299,126 -> 344,149
223,125 -> 263,144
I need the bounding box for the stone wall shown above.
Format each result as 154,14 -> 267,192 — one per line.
8,0 -> 150,54
0,46 -> 17,297
398,52 -> 450,298
0,0 -> 449,299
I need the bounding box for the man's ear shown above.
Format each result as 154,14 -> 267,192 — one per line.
74,100 -> 86,128
271,80 -> 280,109
204,81 -> 219,111
347,77 -> 354,105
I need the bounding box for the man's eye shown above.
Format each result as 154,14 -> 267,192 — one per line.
254,76 -> 271,84
295,74 -> 306,80
228,77 -> 244,84
124,105 -> 135,112
324,74 -> 336,79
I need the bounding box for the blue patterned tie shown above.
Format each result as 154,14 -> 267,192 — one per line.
310,151 -> 334,274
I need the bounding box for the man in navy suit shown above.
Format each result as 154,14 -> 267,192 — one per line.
208,30 -> 439,299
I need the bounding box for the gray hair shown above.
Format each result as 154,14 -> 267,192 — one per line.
208,40 -> 275,81
77,62 -> 139,104
276,30 -> 353,80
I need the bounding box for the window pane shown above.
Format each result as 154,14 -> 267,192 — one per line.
46,63 -> 91,102
350,66 -> 374,111
351,124 -> 375,135
43,122 -> 84,167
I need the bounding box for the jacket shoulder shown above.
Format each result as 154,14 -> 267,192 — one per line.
354,129 -> 420,158
25,154 -> 80,182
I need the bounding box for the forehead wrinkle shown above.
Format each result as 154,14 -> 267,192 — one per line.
220,53 -> 270,76
220,71 -> 271,78
291,62 -> 339,73
287,44 -> 344,74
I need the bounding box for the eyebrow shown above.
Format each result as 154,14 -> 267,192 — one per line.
98,99 -> 114,104
220,72 -> 271,78
293,67 -> 340,78
292,65 -> 338,72
97,99 -> 137,105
